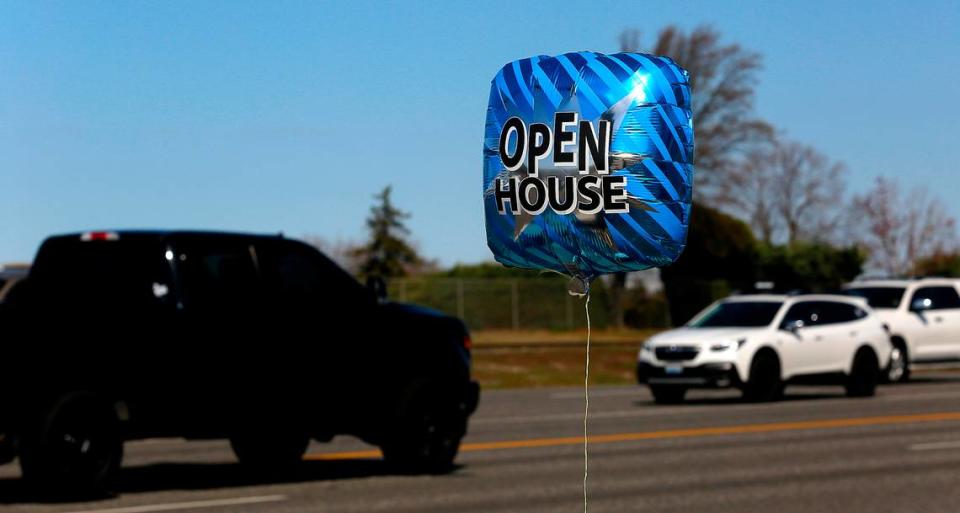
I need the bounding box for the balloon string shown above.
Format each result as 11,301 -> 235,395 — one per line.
583,292 -> 591,513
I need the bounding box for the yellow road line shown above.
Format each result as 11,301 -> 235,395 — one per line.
303,411 -> 960,461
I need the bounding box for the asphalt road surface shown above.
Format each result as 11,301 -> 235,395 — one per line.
3,374 -> 960,513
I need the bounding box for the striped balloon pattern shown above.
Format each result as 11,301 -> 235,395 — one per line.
483,51 -> 694,279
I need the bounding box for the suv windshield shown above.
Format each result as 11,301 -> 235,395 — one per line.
844,287 -> 905,309
689,301 -> 783,328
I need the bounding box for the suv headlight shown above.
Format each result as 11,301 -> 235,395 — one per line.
710,338 -> 747,352
640,340 -> 653,354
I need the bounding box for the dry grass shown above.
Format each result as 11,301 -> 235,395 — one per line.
472,343 -> 641,389
471,328 -> 659,347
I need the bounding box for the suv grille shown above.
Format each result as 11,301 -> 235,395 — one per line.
655,346 -> 699,362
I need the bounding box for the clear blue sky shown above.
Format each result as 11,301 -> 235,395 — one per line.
2,0 -> 958,265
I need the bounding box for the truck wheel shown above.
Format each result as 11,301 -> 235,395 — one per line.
846,348 -> 879,397
743,350 -> 782,402
883,339 -> 910,384
230,430 -> 310,468
18,392 -> 122,496
649,385 -> 687,404
381,385 -> 464,474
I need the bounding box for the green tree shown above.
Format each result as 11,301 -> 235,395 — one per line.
623,285 -> 671,329
660,203 -> 758,325
352,186 -> 421,279
756,243 -> 864,292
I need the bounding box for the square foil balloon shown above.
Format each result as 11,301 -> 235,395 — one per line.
483,51 -> 693,279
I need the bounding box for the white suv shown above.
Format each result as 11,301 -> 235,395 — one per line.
637,295 -> 893,403
844,278 -> 960,382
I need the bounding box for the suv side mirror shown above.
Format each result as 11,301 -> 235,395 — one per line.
782,319 -> 805,336
911,297 -> 932,313
366,275 -> 387,302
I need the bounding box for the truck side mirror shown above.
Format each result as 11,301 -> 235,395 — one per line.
366,275 -> 387,302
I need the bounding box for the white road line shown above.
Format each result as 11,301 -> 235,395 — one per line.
62,495 -> 288,513
909,440 -> 960,451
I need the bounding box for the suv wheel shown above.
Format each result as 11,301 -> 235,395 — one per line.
743,351 -> 782,402
18,392 -> 123,496
884,340 -> 910,383
649,385 -> 687,404
846,348 -> 879,397
381,384 -> 464,474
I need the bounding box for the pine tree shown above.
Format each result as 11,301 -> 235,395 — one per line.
353,186 -> 421,278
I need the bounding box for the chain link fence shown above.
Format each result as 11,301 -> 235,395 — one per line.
386,277 -> 610,330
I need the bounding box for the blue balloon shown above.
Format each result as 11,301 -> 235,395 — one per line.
483,51 -> 694,282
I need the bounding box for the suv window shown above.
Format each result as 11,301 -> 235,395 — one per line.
819,302 -> 865,324
782,302 -> 822,328
689,301 -> 783,328
910,286 -> 960,311
844,287 -> 905,309
782,301 -> 862,328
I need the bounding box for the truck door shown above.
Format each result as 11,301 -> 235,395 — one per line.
169,239 -> 264,428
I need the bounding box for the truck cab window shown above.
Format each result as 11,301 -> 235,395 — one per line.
176,244 -> 260,310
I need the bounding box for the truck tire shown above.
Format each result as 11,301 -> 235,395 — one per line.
18,392 -> 123,496
381,383 -> 464,474
649,385 -> 687,404
743,350 -> 782,402
883,338 -> 910,384
846,348 -> 879,397
229,429 -> 310,469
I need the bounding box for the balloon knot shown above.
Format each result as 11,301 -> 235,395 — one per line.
568,275 -> 591,297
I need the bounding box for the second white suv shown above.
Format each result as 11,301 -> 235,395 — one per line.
637,294 -> 893,403
844,278 -> 960,382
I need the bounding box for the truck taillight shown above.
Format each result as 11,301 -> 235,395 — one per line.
463,335 -> 473,351
81,231 -> 119,242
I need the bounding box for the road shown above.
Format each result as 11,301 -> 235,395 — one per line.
3,374 -> 960,513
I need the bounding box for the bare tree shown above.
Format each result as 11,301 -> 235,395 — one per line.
719,140 -> 846,245
610,26 -> 771,328
772,142 -> 846,244
620,25 -> 773,202
852,177 -> 958,276
721,146 -> 780,243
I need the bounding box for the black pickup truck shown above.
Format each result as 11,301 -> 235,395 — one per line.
0,230 -> 479,493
